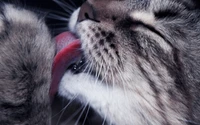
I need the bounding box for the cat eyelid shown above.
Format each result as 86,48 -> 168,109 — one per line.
123,17 -> 173,47
154,9 -> 179,19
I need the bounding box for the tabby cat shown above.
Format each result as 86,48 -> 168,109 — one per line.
1,0 -> 200,125
57,0 -> 200,125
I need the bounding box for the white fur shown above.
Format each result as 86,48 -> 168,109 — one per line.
4,4 -> 38,24
59,71 -> 147,125
68,8 -> 80,33
0,15 -> 4,33
59,69 -> 184,125
130,11 -> 155,26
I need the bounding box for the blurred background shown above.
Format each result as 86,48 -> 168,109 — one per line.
1,0 -> 84,35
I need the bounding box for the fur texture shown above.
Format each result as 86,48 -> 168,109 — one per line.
0,3 -> 55,125
59,0 -> 200,125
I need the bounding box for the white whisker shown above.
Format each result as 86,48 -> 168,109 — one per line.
68,0 -> 78,8
108,61 -> 114,125
102,110 -> 108,125
108,60 -> 115,90
52,28 -> 69,33
75,102 -> 89,125
52,95 -> 77,119
47,13 -> 69,21
85,60 -> 94,76
53,0 -> 75,13
82,105 -> 91,125
115,66 -> 129,98
93,60 -> 103,87
38,8 -> 70,17
63,105 -> 85,124
55,95 -> 78,125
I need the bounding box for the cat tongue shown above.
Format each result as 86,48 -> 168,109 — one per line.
50,32 -> 81,99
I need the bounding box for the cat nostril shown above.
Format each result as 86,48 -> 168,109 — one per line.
84,13 -> 90,19
78,1 -> 98,22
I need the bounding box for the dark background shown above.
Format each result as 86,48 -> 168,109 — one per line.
1,0 -> 84,11
1,0 -> 85,35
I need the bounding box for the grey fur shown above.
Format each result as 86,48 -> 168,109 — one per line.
0,4 -> 55,125
59,0 -> 200,124
1,0 -> 200,125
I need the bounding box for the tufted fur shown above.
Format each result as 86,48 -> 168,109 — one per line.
0,3 -> 55,125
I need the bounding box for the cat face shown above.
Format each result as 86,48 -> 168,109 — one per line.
67,0 -> 196,87
58,0 -> 200,124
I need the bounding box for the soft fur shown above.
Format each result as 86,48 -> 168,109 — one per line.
59,0 -> 200,125
1,0 -> 200,125
0,3 -> 55,125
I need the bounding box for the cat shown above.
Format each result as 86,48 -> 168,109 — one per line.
0,3 -> 55,125
0,1 -> 100,125
55,0 -> 200,125
1,0 -> 200,125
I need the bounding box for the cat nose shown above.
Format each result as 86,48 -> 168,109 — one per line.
78,1 -> 96,22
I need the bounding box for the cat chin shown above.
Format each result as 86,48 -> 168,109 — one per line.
58,71 -> 185,125
58,71 -> 156,125
58,71 -> 134,124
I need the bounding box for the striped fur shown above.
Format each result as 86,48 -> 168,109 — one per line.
59,0 -> 200,124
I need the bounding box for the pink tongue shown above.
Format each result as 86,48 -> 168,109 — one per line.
50,32 -> 81,99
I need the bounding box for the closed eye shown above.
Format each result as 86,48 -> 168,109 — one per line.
155,10 -> 179,19
119,17 -> 173,47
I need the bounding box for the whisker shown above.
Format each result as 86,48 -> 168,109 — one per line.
49,10 -> 70,17
115,66 -> 128,94
53,0 -> 75,13
76,56 -> 91,73
68,0 -> 78,8
75,102 -> 89,125
81,61 -> 91,73
52,95 -> 77,118
116,64 -> 133,89
86,61 -> 94,75
107,61 -> 114,125
36,8 -> 70,17
82,105 -> 91,125
47,13 -> 69,21
63,105 -> 85,124
55,95 -> 78,125
102,111 -> 108,125
93,60 -> 103,87
72,61 -> 93,125
114,66 -> 132,110
108,60 -> 115,90
51,27 -> 69,34
48,23 -> 68,27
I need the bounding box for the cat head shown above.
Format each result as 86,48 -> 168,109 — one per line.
58,0 -> 200,124
66,0 -> 200,87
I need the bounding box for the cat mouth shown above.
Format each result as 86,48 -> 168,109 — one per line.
50,32 -> 86,99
